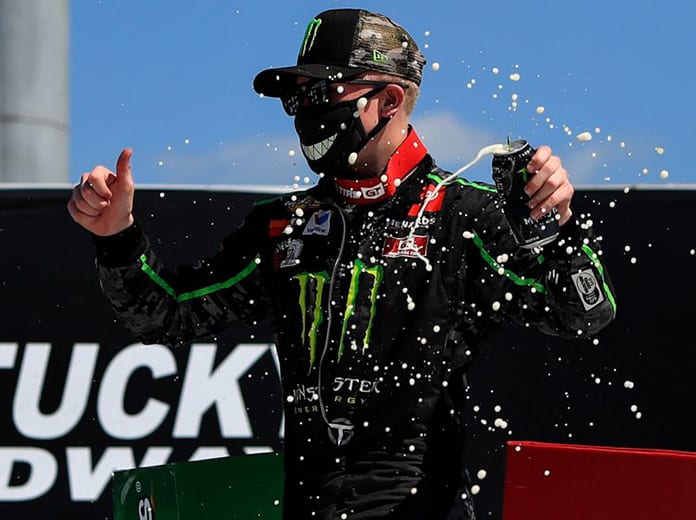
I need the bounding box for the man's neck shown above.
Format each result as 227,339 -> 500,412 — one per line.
332,126 -> 428,205
347,123 -> 410,179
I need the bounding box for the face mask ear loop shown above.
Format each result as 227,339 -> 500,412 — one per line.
354,84 -> 392,147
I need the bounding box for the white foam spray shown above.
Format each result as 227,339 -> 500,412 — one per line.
409,143 -> 508,269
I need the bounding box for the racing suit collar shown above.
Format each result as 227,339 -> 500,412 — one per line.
332,127 -> 428,205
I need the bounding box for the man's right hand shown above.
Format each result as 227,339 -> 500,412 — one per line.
67,148 -> 135,236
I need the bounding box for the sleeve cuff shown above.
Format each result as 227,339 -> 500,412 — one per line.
544,217 -> 583,258
93,222 -> 147,267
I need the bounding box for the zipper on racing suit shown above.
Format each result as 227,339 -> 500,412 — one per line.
316,200 -> 352,445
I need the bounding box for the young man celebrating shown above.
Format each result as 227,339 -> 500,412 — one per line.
68,8 -> 616,520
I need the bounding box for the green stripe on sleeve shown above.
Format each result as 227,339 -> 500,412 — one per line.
427,173 -> 498,193
139,254 -> 260,302
469,232 -> 617,314
470,232 -> 547,293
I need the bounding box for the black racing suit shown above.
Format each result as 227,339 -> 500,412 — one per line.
93,143 -> 616,519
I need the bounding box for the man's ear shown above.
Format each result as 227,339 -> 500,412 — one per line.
381,84 -> 405,117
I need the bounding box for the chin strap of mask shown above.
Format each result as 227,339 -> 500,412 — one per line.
353,115 -> 391,162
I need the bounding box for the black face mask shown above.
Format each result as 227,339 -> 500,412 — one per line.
293,87 -> 390,177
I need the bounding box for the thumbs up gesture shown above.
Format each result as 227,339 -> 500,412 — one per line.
68,148 -> 136,236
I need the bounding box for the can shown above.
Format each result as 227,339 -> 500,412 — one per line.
491,139 -> 560,248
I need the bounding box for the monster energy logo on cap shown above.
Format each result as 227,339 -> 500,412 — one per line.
300,18 -> 322,56
253,8 -> 426,97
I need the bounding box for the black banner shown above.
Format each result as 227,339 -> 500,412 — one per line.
1,186 -> 694,519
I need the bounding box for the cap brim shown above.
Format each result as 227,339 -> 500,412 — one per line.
253,64 -> 368,97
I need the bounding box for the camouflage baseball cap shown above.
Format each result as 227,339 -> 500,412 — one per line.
253,9 -> 426,97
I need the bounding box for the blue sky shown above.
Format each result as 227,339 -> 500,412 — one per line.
70,0 -> 694,188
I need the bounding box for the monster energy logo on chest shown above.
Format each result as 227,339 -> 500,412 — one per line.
293,271 -> 328,368
293,259 -> 384,369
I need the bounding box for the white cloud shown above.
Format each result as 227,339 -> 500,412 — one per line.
145,133 -> 309,188
141,111 -> 653,188
411,111 -> 502,181
149,111 -> 500,186
559,136 -> 667,186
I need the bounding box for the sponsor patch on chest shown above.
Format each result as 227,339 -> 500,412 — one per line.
383,234 -> 429,259
274,238 -> 304,269
268,219 -> 290,237
302,209 -> 332,236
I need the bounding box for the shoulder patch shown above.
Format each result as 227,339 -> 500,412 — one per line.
571,269 -> 605,311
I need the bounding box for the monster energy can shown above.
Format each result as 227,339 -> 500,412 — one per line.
491,139 -> 560,248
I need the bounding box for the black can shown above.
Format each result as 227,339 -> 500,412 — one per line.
491,139 -> 559,248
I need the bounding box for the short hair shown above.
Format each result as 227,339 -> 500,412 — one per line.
362,72 -> 420,117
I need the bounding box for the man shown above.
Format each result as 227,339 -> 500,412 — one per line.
68,8 -> 616,520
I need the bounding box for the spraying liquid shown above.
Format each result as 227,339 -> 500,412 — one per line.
409,143 -> 509,270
